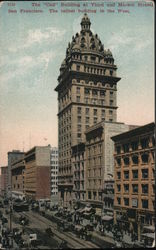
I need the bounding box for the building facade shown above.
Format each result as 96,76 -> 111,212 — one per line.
24,146 -> 51,200
85,121 -> 130,209
11,157 -> 25,200
1,166 -> 8,197
7,150 -> 25,197
55,14 -> 121,207
103,178 -> 114,217
72,143 -> 86,206
112,122 -> 155,241
50,146 -> 58,202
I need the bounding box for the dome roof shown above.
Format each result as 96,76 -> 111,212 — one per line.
67,14 -> 113,58
60,14 -> 114,71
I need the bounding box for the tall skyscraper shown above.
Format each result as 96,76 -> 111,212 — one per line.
55,14 -> 121,207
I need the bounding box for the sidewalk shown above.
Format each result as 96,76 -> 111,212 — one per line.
90,231 -> 115,248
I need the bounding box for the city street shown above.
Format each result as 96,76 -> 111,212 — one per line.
0,199 -> 101,249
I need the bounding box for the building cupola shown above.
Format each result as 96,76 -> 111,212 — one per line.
80,13 -> 91,31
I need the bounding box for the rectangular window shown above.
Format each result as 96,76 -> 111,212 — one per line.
116,158 -> 121,166
132,184 -> 138,193
91,56 -> 96,61
101,109 -> 105,117
116,146 -> 121,154
142,199 -> 148,209
77,133 -> 81,138
86,108 -> 89,115
132,199 -> 138,208
109,110 -> 113,115
124,184 -> 129,193
77,116 -> 81,123
85,97 -> 89,104
85,88 -> 90,95
141,138 -> 149,149
124,198 -> 129,206
77,124 -> 81,132
77,87 -> 80,94
92,89 -> 98,96
123,144 -> 129,153
88,191 -> 91,200
92,99 -> 97,105
100,90 -> 105,96
142,184 -> 148,194
142,169 -> 148,179
77,107 -> 81,114
117,172 -> 121,180
132,170 -> 138,179
124,171 -> 129,179
117,197 -> 121,205
76,65 -> 80,71
110,100 -> 113,106
117,184 -> 121,192
93,109 -> 97,116
131,141 -> 138,151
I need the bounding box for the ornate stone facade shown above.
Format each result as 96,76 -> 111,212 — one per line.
55,14 -> 121,207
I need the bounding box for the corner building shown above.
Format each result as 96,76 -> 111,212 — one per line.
55,14 -> 121,207
112,123 -> 155,241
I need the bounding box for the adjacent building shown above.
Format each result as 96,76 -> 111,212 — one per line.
112,122 -> 155,241
50,146 -> 58,202
72,143 -> 86,206
55,14 -> 121,207
7,150 -> 25,197
24,146 -> 51,200
1,166 -> 8,197
11,157 -> 25,200
85,121 -> 131,210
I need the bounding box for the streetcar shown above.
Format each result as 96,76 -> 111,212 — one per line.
13,202 -> 29,212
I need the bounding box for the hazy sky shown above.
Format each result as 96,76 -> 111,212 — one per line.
0,1 -> 154,166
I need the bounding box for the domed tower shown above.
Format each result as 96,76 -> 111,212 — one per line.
55,14 -> 121,207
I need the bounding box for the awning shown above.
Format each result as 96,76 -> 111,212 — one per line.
143,225 -> 155,232
141,233 -> 155,239
102,215 -> 113,221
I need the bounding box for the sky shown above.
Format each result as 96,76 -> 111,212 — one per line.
0,0 -> 154,166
